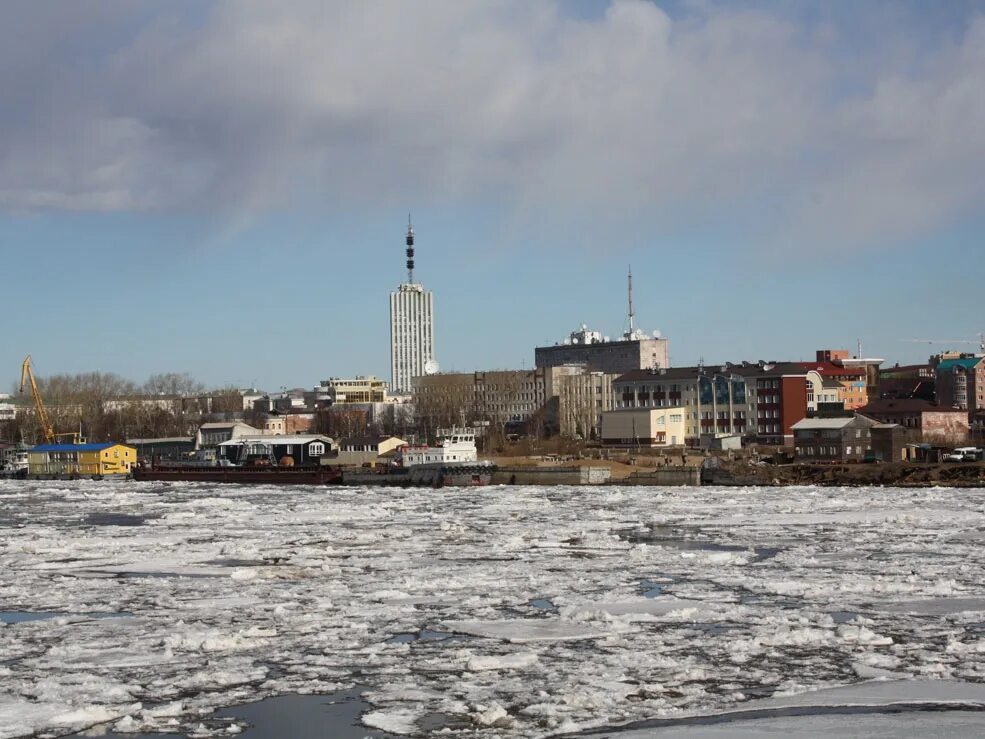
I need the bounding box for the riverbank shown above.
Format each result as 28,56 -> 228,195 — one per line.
708,460 -> 985,488
486,454 -> 985,487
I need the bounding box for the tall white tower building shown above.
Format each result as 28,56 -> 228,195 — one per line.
389,218 -> 436,394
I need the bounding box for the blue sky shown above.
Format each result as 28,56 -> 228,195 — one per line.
2,1 -> 984,391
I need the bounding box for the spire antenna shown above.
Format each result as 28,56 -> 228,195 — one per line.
627,265 -> 635,333
405,214 -> 415,283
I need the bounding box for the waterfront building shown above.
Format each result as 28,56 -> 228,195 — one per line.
217,435 -> 334,466
856,398 -> 970,444
792,416 -> 877,462
28,443 -> 136,476
390,219 -> 436,394
613,361 -> 809,446
600,408 -> 686,447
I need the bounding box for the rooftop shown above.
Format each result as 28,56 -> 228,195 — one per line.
31,443 -> 125,452
858,398 -> 965,414
217,435 -> 333,446
615,361 -> 808,383
799,361 -> 867,378
792,418 -> 855,430
937,357 -> 984,372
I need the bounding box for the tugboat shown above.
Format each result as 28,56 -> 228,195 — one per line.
0,445 -> 29,479
342,428 -> 496,488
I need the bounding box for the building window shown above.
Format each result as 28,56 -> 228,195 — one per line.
309,443 -> 325,456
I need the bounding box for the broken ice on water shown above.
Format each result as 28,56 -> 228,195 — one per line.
3,480 -> 985,737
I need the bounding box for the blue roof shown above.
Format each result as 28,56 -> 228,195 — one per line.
937,358 -> 983,372
31,443 -> 118,452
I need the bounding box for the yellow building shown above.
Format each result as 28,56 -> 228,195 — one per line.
28,443 -> 136,477
600,408 -> 687,447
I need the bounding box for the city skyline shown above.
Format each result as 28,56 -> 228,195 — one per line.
1,1 -> 984,389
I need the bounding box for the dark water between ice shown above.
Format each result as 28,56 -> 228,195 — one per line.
69,689 -> 396,739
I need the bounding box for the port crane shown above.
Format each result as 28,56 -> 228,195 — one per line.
901,334 -> 985,352
19,355 -> 55,445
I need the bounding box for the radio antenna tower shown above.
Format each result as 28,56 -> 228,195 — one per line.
405,214 -> 415,283
627,265 -> 635,334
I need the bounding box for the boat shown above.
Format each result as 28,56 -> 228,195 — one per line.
0,446 -> 29,479
343,461 -> 496,488
132,463 -> 343,485
132,440 -> 343,485
341,427 -> 497,487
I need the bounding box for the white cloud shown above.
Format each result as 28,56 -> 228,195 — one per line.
0,0 -> 983,250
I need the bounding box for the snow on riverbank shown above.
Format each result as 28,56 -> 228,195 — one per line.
2,481 -> 985,737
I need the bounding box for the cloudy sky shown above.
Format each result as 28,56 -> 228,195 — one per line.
2,0 -> 983,390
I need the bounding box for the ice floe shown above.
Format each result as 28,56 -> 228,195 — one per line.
3,479 -> 985,737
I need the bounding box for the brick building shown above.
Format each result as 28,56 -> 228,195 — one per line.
613,361 -> 808,446
856,398 -> 969,444
934,355 -> 985,414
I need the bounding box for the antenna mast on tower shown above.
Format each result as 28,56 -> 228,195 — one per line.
405,214 -> 415,283
627,265 -> 635,334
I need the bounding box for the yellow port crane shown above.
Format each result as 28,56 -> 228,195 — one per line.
20,355 -> 56,445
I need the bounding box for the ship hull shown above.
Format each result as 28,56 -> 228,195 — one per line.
343,463 -> 496,488
132,465 -> 343,485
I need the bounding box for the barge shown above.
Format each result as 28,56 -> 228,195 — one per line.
343,461 -> 496,488
132,463 -> 343,485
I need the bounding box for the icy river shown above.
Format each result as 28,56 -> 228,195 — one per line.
4,481 -> 985,738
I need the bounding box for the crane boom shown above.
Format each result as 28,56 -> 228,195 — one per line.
19,355 -> 55,445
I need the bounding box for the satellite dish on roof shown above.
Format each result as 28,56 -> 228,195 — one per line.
423,359 -> 439,375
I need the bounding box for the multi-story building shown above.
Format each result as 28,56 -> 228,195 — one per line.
801,349 -> 878,412
311,376 -> 388,406
390,220 -> 436,394
535,324 -> 669,375
613,361 -> 809,446
792,416 -> 877,462
877,364 -> 936,401
412,370 -> 548,431
934,354 -> 985,413
544,365 -> 617,440
856,398 -> 970,444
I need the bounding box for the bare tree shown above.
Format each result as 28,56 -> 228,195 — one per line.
143,372 -> 205,396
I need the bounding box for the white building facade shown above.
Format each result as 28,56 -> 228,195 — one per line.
390,283 -> 435,394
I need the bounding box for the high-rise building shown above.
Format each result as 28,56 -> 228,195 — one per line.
389,218 -> 436,394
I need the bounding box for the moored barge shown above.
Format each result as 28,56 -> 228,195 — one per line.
132,464 -> 343,485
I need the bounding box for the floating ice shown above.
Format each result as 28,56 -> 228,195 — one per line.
3,479 -> 985,738
442,619 -> 612,642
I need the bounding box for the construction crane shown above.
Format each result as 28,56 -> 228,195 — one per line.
20,355 -> 55,445
901,334 -> 985,352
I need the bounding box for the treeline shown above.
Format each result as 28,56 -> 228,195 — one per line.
5,371 -> 239,444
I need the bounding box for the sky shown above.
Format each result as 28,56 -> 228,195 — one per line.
2,0 -> 984,391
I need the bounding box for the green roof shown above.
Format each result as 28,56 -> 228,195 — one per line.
937,358 -> 983,372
